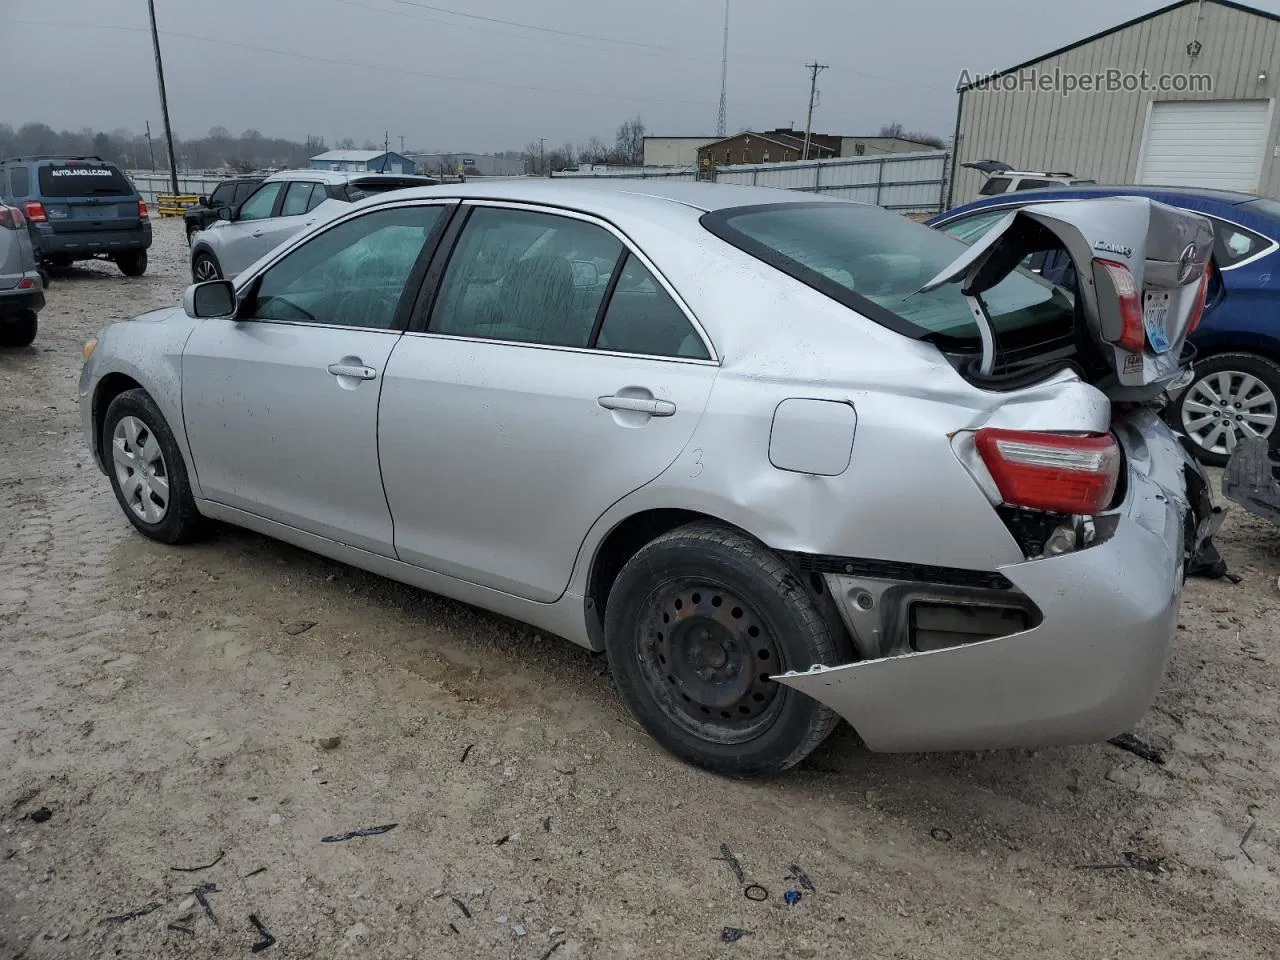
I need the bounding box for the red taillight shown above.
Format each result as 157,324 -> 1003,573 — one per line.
1094,258 -> 1144,352
17,278 -> 35,289
975,428 -> 1120,515
23,201 -> 47,224
0,205 -> 24,229
138,199 -> 149,220
1186,262 -> 1211,336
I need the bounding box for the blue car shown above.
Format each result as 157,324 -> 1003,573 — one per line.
928,186 -> 1280,466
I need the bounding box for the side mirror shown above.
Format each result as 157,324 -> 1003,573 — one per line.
183,279 -> 237,319
198,194 -> 209,206
216,205 -> 234,222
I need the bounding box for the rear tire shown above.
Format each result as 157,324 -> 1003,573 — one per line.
191,250 -> 222,283
604,522 -> 844,777
115,250 -> 148,277
102,389 -> 206,544
1170,352 -> 1280,466
0,312 -> 37,348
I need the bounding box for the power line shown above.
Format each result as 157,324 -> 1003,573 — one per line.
716,0 -> 729,138
801,62 -> 829,161
389,0 -> 672,50
7,18 -> 744,110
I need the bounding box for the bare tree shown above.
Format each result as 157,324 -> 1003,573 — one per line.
577,136 -> 612,164
336,137 -> 357,150
615,115 -> 645,166
878,122 -> 945,148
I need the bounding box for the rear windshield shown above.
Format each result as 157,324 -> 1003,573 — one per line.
345,177 -> 433,201
701,202 -> 1074,346
37,162 -> 134,198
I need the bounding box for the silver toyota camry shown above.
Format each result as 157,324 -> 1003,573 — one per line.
79,180 -> 1221,777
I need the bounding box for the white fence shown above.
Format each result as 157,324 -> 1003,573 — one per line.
553,150 -> 950,213
126,172 -> 227,206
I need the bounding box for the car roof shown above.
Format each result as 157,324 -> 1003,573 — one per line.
359,177 -> 845,217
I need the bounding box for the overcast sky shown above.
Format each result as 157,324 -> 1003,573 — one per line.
8,0 -> 1280,153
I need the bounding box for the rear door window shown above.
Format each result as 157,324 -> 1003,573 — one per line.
1013,178 -> 1058,190
281,182 -> 318,217
978,177 -> 1011,196
7,166 -> 31,199
703,201 -> 1075,346
37,163 -> 133,197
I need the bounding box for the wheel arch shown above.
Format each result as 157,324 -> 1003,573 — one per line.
92,372 -> 144,465
581,506 -> 844,653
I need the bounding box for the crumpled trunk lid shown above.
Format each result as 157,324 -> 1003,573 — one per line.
921,197 -> 1218,401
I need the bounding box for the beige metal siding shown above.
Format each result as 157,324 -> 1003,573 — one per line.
642,138 -> 717,167
952,1 -> 1280,204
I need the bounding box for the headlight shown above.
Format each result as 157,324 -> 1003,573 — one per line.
82,338 -> 97,362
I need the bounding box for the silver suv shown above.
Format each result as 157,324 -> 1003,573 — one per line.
964,160 -> 1096,196
188,169 -> 437,282
0,202 -> 45,348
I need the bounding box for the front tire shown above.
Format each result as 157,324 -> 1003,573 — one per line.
0,311 -> 37,348
102,389 -> 206,544
1171,352 -> 1280,466
191,250 -> 222,283
604,522 -> 844,777
115,250 -> 147,277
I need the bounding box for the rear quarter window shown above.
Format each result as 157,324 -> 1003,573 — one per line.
7,166 -> 32,199
37,163 -> 134,198
701,201 -> 1075,348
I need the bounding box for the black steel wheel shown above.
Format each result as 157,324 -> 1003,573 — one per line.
605,522 -> 845,777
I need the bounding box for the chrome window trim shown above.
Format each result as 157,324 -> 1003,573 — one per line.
401,329 -> 720,367
932,198 -> 1280,273
430,198 -> 720,363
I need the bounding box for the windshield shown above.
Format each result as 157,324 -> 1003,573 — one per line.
702,202 -> 1075,344
37,162 -> 134,198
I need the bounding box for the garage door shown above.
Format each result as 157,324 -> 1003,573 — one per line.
1136,99 -> 1272,192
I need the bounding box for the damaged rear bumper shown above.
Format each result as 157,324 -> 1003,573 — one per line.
776,408 -> 1208,753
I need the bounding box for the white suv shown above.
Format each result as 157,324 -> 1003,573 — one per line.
963,160 -> 1096,196
189,169 -> 437,281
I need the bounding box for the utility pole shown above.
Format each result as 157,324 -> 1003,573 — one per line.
539,137 -> 547,177
716,0 -> 729,138
146,0 -> 180,193
801,61 -> 829,161
399,135 -> 405,154
145,120 -> 156,172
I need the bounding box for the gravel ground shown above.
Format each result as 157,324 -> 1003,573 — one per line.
2,216 -> 1279,959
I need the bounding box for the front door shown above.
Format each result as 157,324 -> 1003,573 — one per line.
379,204 -> 719,602
216,179 -> 286,276
182,201 -> 451,554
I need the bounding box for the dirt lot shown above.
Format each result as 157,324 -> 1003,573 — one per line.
2,216 -> 1279,959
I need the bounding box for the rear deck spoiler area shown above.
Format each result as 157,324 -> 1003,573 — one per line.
919,197 -> 1220,400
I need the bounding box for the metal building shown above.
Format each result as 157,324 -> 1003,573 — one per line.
308,150 -> 417,175
949,0 -> 1280,205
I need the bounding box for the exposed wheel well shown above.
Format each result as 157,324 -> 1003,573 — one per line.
93,373 -> 143,462
583,508 -> 843,652
1194,343 -> 1280,367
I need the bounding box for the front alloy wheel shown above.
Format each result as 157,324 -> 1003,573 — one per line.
192,252 -> 221,283
1177,354 -> 1280,465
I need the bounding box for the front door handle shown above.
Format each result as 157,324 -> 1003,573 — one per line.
598,394 -> 676,417
327,362 -> 377,381
251,230 -> 264,238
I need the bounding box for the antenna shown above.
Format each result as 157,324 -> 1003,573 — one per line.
716,0 -> 729,138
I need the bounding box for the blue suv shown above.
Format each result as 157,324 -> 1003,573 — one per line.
0,156 -> 152,277
929,185 -> 1280,466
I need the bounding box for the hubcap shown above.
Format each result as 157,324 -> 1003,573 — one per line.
636,584 -> 783,744
111,416 -> 169,524
193,257 -> 218,282
1180,370 -> 1277,456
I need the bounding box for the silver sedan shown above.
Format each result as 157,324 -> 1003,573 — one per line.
79,181 -> 1219,776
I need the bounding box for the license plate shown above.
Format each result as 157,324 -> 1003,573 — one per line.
1143,291 -> 1172,353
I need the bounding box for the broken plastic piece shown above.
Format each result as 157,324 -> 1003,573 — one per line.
321,823 -> 397,843
721,927 -> 752,942
783,890 -> 802,906
1223,436 -> 1280,527
101,901 -> 163,924
249,914 -> 276,952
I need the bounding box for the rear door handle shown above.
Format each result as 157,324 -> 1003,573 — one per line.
598,394 -> 676,417
327,362 -> 377,381
251,230 -> 264,238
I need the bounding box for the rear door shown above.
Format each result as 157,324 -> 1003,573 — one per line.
36,161 -> 139,234
378,202 -> 719,602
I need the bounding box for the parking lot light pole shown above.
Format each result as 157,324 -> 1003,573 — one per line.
146,0 -> 181,195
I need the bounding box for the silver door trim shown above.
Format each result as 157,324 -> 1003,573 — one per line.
400,329 -> 719,367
